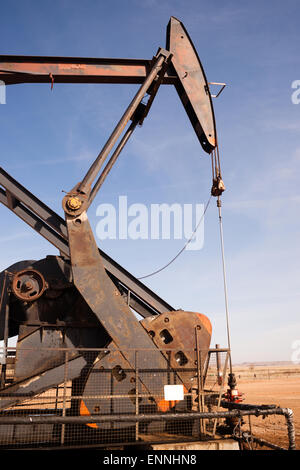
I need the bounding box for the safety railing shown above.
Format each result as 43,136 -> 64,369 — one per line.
0,346 -> 296,450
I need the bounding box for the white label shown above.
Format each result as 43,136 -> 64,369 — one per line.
164,384 -> 184,401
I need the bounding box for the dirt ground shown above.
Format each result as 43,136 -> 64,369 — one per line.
234,375 -> 300,450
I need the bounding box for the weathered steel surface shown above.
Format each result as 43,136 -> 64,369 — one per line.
65,211 -> 166,366
0,17 -> 216,155
66,51 -> 169,204
0,17 -> 216,419
0,355 -> 87,410
0,56 -> 177,85
11,269 -> 47,302
141,310 -> 212,373
80,347 -> 160,430
166,16 -> 216,153
60,54 -> 175,375
0,260 -> 35,340
81,310 -> 212,429
0,168 -> 174,317
0,256 -> 110,401
65,210 -> 186,422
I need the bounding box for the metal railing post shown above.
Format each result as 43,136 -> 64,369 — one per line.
0,272 -> 10,389
61,350 -> 69,445
135,350 -> 139,441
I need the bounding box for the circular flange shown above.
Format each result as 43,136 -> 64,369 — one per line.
12,269 -> 47,302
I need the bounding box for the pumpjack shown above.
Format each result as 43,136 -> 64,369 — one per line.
0,17 -> 228,443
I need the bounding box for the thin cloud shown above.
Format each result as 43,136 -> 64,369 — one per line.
5,150 -> 95,170
0,232 -> 32,244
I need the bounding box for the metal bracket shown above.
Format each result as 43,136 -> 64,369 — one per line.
208,82 -> 227,98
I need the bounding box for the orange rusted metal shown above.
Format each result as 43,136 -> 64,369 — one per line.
167,16 -> 216,152
0,56 -> 176,85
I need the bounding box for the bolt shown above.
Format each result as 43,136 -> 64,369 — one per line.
66,196 -> 82,211
23,281 -> 33,291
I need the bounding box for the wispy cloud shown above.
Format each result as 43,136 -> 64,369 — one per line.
5,150 -> 95,170
0,232 -> 32,244
261,118 -> 300,133
226,195 -> 300,212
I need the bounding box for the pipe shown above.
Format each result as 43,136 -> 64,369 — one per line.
0,407 -> 295,449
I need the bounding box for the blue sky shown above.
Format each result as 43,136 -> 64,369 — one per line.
0,0 -> 300,363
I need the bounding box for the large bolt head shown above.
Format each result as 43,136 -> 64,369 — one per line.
66,196 -> 82,211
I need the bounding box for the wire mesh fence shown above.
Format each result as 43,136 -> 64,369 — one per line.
0,345 -> 296,450
0,345 -> 231,448
238,413 -> 292,450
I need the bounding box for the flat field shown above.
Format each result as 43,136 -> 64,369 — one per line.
232,363 -> 300,449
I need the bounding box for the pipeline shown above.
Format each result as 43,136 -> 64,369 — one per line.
220,401 -> 296,450
0,406 -> 296,450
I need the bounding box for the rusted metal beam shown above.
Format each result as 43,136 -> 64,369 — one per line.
0,168 -> 174,317
62,51 -> 181,406
0,17 -> 218,155
166,16 -> 216,153
88,120 -> 138,207
74,50 -> 171,200
0,55 -> 177,86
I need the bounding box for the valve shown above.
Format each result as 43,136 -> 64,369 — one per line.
223,373 -> 243,403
